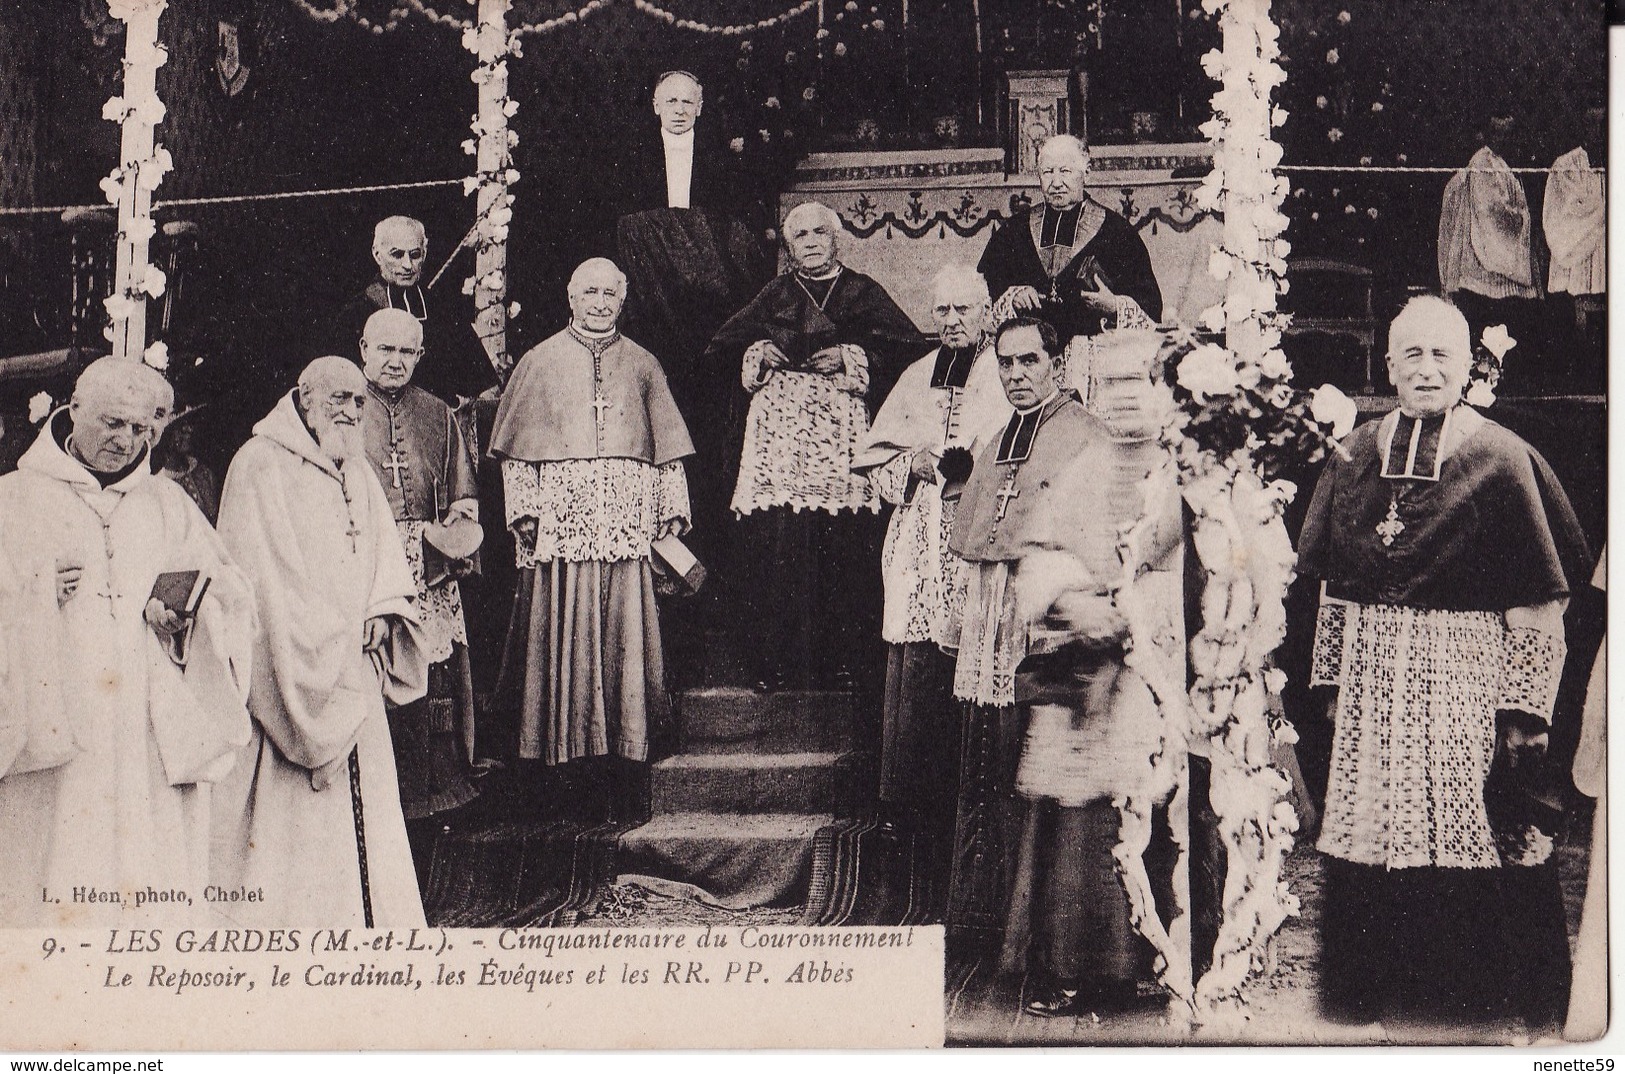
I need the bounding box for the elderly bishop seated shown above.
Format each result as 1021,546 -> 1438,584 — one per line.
489,258 -> 693,801
213,356 -> 430,928
0,358 -> 256,927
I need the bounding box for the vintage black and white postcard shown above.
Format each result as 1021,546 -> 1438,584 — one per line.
0,0 -> 1609,1053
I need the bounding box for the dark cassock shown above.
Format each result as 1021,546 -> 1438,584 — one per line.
977,199 -> 1162,344
707,265 -> 923,689
360,380 -> 482,882
937,389 -> 1100,943
608,107 -> 769,396
610,120 -> 772,682
997,371 -> 1186,1012
1297,403 -> 1591,1028
489,325 -> 694,798
331,282 -> 499,408
851,334 -> 1007,901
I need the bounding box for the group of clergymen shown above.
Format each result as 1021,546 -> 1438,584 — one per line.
0,119 -> 1597,1034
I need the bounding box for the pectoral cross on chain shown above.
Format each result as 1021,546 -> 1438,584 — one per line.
592,395 -> 611,425
1376,497 -> 1405,547
383,449 -> 408,489
993,474 -> 1021,523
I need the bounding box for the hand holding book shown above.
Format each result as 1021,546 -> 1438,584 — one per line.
146,570 -> 211,638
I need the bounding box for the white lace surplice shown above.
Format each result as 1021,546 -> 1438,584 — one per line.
503,457 -> 690,566
396,519 -> 467,664
732,343 -> 879,516
871,453 -> 961,645
942,561 -> 1025,707
1312,599 -> 1562,869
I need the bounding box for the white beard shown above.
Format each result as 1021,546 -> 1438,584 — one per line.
315,420 -> 362,465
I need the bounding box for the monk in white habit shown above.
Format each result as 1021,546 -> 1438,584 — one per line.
213,356 -> 429,928
852,264 -> 1006,897
0,357 -> 255,927
490,258 -> 693,818
1439,111 -> 1539,304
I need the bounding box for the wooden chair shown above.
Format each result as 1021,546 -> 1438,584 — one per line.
1282,256 -> 1378,391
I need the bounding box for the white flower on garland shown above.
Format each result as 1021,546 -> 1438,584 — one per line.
1465,380 -> 1497,407
1176,343 -> 1240,402
1309,383 -> 1357,438
28,392 -> 54,425
142,340 -> 170,371
1257,347 -> 1292,380
1481,324 -> 1517,359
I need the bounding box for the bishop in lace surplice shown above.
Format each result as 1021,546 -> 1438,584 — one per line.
1297,297 -> 1592,1027
489,260 -> 693,782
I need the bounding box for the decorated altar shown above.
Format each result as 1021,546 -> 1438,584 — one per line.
782,141 -> 1223,331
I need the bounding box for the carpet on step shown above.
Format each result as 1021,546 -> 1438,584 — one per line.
616,813 -> 834,910
422,817 -> 626,928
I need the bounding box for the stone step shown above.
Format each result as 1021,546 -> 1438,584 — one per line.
616,812 -> 834,910
677,687 -> 862,754
650,750 -> 856,815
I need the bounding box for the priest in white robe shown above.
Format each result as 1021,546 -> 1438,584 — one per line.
213,356 -> 430,928
852,264 -> 1006,884
490,258 -> 693,819
0,357 -> 255,927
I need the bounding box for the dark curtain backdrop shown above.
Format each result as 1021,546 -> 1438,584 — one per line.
0,0 -> 1607,458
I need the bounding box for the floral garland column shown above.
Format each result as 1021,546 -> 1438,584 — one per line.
462,0 -> 519,375
100,0 -> 173,367
1185,0 -> 1299,1022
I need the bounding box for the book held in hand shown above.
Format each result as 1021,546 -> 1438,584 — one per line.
148,569 -> 211,619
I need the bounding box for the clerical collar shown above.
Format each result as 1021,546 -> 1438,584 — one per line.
568,324 -> 620,354
366,381 -> 407,407
931,339 -> 983,390
1040,204 -> 1083,249
384,284 -> 428,322
1380,407 -> 1454,482
996,390 -> 1060,464
661,128 -> 695,149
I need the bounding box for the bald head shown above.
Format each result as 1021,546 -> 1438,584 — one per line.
1037,135 -> 1090,210
567,258 -> 627,333
360,307 -> 425,391
298,355 -> 366,398
68,357 -> 161,473
372,216 -> 427,287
